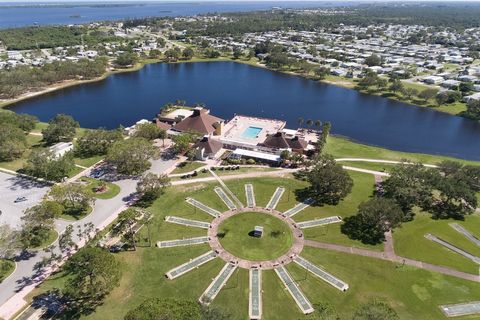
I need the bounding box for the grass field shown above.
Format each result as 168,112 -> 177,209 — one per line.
394,212 -> 480,274
325,136 -> 480,166
58,205 -> 93,221
0,259 -> 15,283
24,174 -> 480,319
218,211 -> 293,261
80,177 -> 121,200
29,229 -> 58,249
171,161 -> 205,174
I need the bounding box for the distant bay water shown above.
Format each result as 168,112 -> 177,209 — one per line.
0,1 -> 354,29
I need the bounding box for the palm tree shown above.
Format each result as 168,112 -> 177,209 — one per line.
306,119 -> 313,128
314,120 -> 322,129
175,99 -> 186,106
297,117 -> 304,128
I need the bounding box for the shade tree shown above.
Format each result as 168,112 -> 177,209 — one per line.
42,114 -> 79,145
49,183 -> 95,217
0,124 -> 27,161
304,154 -> 353,205
23,149 -> 75,182
341,197 -> 404,244
76,128 -> 124,157
62,247 -> 121,315
136,172 -> 171,207
106,137 -> 156,175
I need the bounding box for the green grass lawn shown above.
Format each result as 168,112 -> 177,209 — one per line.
30,229 -> 58,249
171,161 -> 206,174
224,173 -> 382,251
393,212 -> 480,274
285,247 -> 480,320
326,135 -> 480,166
218,211 -> 293,261
0,259 -> 15,283
74,155 -> 103,168
80,177 -> 121,200
24,174 -> 480,319
58,205 -> 93,221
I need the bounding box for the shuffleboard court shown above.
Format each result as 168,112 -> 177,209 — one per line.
450,223 -> 480,247
165,251 -> 217,279
249,268 -> 262,320
157,236 -> 210,248
165,216 -> 211,229
296,216 -> 342,229
265,187 -> 285,210
214,186 -> 237,210
283,198 -> 315,217
425,234 -> 480,264
245,184 -> 256,208
274,266 -> 314,314
186,197 -> 221,218
440,301 -> 480,317
294,256 -> 349,291
199,263 -> 237,305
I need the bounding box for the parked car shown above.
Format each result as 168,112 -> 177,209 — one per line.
14,196 -> 27,203
109,242 -> 125,253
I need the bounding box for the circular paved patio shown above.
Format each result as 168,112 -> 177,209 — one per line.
207,207 -> 304,270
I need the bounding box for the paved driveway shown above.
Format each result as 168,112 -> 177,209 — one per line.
0,172 -> 50,229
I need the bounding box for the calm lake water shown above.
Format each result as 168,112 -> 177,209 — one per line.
0,1 -> 347,29
8,62 -> 480,160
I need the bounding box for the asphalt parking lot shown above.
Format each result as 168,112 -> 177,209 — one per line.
0,172 -> 50,229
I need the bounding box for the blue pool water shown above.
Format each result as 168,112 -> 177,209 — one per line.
242,126 -> 263,139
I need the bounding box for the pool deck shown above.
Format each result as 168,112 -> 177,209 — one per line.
221,115 -> 286,146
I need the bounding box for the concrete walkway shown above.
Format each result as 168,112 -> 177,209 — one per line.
336,158 -> 438,168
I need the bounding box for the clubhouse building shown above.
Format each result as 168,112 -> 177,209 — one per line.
156,107 -> 316,163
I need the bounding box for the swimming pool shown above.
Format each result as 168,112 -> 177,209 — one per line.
241,126 -> 262,139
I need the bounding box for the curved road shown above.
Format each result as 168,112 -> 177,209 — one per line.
0,158 -> 177,320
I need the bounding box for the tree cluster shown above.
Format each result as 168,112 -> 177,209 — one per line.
106,137 -> 157,175
42,114 -> 80,145
49,183 -> 95,217
343,161 -> 479,244
124,298 -> 229,320
75,128 -> 124,157
136,172 -> 171,207
0,58 -> 108,99
0,112 -> 38,161
19,200 -> 63,248
383,161 -> 479,220
303,154 -> 353,205
0,26 -> 120,50
23,149 -> 75,182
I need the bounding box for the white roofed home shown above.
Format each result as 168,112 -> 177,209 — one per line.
463,92 -> 480,103
423,75 -> 444,85
48,142 -> 74,158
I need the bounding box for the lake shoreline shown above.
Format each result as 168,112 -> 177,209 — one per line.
0,57 -> 466,118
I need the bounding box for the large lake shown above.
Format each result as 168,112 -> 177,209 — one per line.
8,61 -> 480,160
